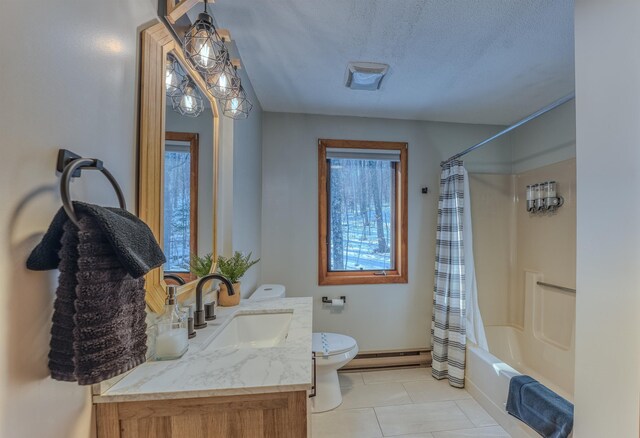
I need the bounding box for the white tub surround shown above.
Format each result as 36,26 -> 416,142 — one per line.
93,297 -> 313,403
466,272 -> 575,438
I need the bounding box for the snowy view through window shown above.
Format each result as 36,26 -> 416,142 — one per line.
164,149 -> 191,272
328,158 -> 395,271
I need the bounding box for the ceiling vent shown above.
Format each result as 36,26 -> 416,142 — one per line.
345,62 -> 389,91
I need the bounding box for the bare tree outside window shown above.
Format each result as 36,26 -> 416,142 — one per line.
164,149 -> 191,272
328,159 -> 394,271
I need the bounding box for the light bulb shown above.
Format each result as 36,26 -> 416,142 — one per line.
180,85 -> 197,114
216,72 -> 232,96
207,68 -> 239,99
182,94 -> 194,113
229,97 -> 240,115
165,59 -> 181,96
218,72 -> 228,89
165,67 -> 174,88
184,10 -> 224,73
192,30 -> 215,70
173,80 -> 204,118
222,85 -> 252,119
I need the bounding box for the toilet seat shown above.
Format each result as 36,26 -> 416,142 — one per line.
313,332 -> 357,357
310,332 -> 359,412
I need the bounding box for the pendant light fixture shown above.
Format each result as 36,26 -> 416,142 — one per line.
165,54 -> 184,97
205,49 -> 241,99
183,0 -> 224,73
222,85 -> 252,119
180,0 -> 253,119
172,78 -> 205,117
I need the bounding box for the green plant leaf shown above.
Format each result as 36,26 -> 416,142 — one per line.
189,253 -> 213,278
216,251 -> 260,284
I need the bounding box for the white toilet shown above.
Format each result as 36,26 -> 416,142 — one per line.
249,285 -> 359,412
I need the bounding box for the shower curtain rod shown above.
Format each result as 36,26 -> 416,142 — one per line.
441,92 -> 576,166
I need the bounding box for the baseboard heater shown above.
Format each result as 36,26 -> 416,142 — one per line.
341,348 -> 432,371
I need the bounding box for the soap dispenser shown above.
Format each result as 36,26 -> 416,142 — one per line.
154,285 -> 189,361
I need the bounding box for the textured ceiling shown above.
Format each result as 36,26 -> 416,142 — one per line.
208,0 -> 574,125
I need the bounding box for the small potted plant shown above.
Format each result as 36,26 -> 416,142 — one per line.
189,253 -> 213,278
216,251 -> 260,306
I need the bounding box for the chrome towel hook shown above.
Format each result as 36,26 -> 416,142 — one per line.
57,149 -> 127,227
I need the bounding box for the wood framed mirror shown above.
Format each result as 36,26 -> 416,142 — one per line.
139,22 -> 219,313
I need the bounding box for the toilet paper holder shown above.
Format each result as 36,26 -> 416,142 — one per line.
322,296 -> 346,304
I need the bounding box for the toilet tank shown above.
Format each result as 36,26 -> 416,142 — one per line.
249,284 -> 286,301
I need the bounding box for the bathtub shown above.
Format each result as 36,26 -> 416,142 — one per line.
466,272 -> 575,438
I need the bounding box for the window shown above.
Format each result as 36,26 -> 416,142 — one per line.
318,139 -> 408,285
164,132 -> 198,278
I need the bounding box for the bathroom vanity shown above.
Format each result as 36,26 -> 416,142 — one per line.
93,298 -> 313,438
103,23 -> 313,437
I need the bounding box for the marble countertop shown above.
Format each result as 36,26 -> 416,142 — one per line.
93,297 -> 313,403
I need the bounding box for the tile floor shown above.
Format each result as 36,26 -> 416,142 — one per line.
312,368 -> 511,438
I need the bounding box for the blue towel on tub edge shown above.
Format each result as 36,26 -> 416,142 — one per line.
506,375 -> 574,438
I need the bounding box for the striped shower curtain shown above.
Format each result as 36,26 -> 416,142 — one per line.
431,159 -> 467,388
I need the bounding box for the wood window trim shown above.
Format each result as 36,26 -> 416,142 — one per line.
318,139 -> 408,286
165,131 -> 199,283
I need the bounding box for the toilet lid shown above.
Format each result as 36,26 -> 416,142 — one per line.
312,332 -> 357,357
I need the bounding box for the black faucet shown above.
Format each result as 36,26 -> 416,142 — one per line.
194,273 -> 234,329
163,273 -> 186,285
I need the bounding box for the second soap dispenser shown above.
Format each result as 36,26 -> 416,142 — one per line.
154,285 -> 189,361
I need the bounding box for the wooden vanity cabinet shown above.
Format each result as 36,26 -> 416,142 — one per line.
96,390 -> 308,438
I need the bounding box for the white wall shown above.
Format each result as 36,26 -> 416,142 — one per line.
215,69 -> 263,298
261,112 -> 510,350
0,1 -> 157,436
511,100 -> 576,174
468,173 -> 515,327
231,71 -> 263,297
574,0 -> 640,436
469,101 -> 577,331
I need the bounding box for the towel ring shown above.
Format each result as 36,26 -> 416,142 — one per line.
60,158 -> 127,227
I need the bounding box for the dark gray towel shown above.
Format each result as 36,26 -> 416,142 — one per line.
27,202 -> 165,278
506,375 -> 574,438
27,203 -> 165,385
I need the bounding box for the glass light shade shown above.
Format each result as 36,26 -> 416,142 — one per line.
172,79 -> 205,117
183,12 -> 225,73
165,55 -> 184,97
222,85 -> 253,119
206,56 -> 241,99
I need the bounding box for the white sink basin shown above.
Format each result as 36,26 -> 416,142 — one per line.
206,311 -> 293,350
